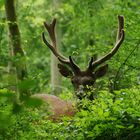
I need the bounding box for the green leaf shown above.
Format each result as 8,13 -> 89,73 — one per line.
0,0 -> 4,9
18,79 -> 36,91
0,112 -> 12,129
128,124 -> 134,129
116,124 -> 125,129
24,97 -> 43,108
12,102 -> 23,114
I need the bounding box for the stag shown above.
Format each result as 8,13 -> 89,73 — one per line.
42,15 -> 124,100
33,16 -> 125,120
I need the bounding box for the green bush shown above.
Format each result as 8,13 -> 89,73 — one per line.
1,87 -> 140,140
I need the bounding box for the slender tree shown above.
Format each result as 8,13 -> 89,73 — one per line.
51,0 -> 62,93
5,0 -> 27,81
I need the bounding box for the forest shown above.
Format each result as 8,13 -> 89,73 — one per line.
0,0 -> 140,139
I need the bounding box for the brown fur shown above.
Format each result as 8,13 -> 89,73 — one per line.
32,94 -> 76,121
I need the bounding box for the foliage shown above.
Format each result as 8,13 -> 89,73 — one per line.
0,0 -> 140,139
0,87 -> 140,139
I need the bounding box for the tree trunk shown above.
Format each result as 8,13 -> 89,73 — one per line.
5,0 -> 27,81
51,0 -> 62,94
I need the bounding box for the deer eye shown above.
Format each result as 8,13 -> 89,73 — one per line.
71,80 -> 74,84
71,79 -> 75,84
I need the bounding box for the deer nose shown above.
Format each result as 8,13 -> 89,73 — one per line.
76,85 -> 84,99
79,85 -> 84,90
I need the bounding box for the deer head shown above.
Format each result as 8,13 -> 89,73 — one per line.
42,16 -> 125,100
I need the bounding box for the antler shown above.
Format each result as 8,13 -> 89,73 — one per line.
87,15 -> 125,71
42,19 -> 80,74
43,16 -> 125,74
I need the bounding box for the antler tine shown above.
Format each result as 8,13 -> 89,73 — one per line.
69,56 -> 80,73
92,15 -> 125,68
42,18 -> 68,60
116,15 -> 124,41
86,57 -> 93,72
44,18 -> 56,48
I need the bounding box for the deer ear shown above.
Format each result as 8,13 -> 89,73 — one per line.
58,64 -> 73,78
95,64 -> 108,78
